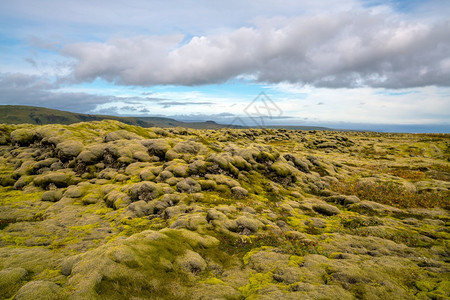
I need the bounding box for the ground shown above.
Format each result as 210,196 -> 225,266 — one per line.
0,120 -> 448,299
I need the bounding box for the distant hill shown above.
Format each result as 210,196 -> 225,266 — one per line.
0,105 -> 234,129
265,125 -> 333,131
0,105 -> 336,130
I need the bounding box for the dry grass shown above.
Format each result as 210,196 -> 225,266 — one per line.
388,169 -> 425,181
331,180 -> 450,209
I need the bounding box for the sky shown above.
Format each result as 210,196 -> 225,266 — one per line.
0,0 -> 449,131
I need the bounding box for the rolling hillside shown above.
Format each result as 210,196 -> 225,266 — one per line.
0,105 -> 335,131
0,105 -> 232,129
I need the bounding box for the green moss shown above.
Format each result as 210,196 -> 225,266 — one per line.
288,255 -> 305,267
94,207 -> 114,215
1,234 -> 31,246
200,277 -> 226,285
80,192 -> 102,205
239,272 -> 274,298
70,223 -> 99,234
49,236 -> 82,250
34,170 -> 77,188
414,279 -> 437,291
426,280 -> 450,299
33,268 -> 67,285
118,218 -> 152,236
0,122 -> 449,299
243,247 -> 273,265
10,127 -> 37,146
270,161 -> 294,177
0,267 -> 28,299
0,187 -> 43,206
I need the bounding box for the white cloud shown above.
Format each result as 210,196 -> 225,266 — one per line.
268,84 -> 450,124
62,10 -> 450,88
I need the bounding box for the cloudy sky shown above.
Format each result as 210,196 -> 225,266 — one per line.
0,0 -> 449,130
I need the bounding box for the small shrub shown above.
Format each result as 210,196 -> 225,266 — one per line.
389,169 -> 425,181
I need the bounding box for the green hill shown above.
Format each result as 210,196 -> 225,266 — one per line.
0,105 -> 233,129
0,105 -> 336,131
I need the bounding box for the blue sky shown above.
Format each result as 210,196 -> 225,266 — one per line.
0,0 -> 449,130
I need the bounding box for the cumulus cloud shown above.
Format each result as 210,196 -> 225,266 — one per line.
62,11 -> 450,88
0,73 -> 113,112
0,73 -> 147,113
158,101 -> 213,108
0,72 -> 214,114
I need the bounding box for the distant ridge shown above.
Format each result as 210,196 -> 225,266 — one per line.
0,105 -> 335,130
0,105 -> 236,129
265,125 -> 333,131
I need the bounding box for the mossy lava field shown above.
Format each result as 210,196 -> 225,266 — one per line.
0,120 -> 449,299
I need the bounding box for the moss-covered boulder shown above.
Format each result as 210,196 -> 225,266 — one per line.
172,141 -> 204,154
141,139 -> 171,159
77,144 -> 106,164
104,190 -> 131,209
15,280 -> 66,300
34,170 -> 77,188
176,178 -> 201,193
175,250 -> 207,274
0,174 -> 15,187
129,181 -> 165,201
283,153 -> 311,173
325,195 -> 360,206
188,159 -> 209,176
236,216 -> 264,234
104,130 -> 143,142
0,267 -> 28,299
231,186 -> 248,199
56,140 -> 84,159
312,203 -> 341,216
10,128 -> 37,146
41,190 -> 63,202
127,200 -> 152,217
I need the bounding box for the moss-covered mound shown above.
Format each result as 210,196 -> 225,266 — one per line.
0,120 -> 449,299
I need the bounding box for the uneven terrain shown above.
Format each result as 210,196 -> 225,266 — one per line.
0,120 -> 448,299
